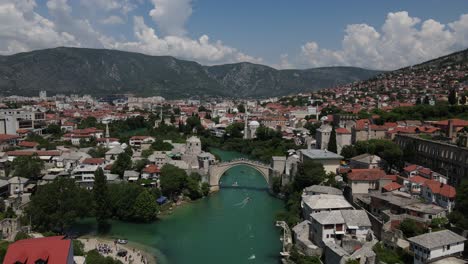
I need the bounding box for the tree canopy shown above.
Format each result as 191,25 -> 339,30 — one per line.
327,126 -> 337,153
93,168 -> 110,232
133,190 -> 159,222
11,155 -> 44,179
26,178 -> 92,232
160,164 -> 187,199
111,152 -> 132,178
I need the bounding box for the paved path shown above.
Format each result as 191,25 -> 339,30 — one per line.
79,237 -> 156,264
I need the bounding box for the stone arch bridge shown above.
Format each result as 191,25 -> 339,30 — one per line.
208,158 -> 273,190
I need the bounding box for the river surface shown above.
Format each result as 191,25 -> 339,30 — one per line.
77,149 -> 284,264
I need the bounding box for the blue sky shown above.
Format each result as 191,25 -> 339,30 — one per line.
1,0 -> 468,69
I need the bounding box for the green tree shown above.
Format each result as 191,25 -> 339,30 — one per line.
26,178 -> 92,232
201,182 -> 211,196
448,89 -> 457,105
0,241 -> 10,263
225,123 -> 244,138
151,139 -> 173,151
272,176 -> 282,194
160,164 -> 187,200
107,183 -> 143,221
45,123 -> 63,137
78,116 -> 98,129
255,125 -> 281,141
14,231 -> 30,241
88,145 -> 108,158
11,155 -> 44,179
133,190 -> 159,222
111,153 -> 132,178
73,240 -> 85,256
237,104 -> 246,113
327,126 -> 337,153
399,218 -> 425,238
186,173 -> 202,200
423,95 -> 430,105
94,168 -> 110,232
340,145 -> 357,159
294,160 -> 326,191
124,145 -> 133,156
133,159 -> 149,173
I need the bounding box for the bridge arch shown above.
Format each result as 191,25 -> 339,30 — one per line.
208,159 -> 271,190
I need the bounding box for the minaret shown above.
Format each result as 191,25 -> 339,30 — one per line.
105,122 -> 110,148
243,110 -> 249,139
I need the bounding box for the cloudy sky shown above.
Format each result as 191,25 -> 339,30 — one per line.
1,0 -> 467,70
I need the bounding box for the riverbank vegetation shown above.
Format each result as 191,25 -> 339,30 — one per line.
275,160 -> 327,227
202,124 -> 300,163
25,162 -> 211,234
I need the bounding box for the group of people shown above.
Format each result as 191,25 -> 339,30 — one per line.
93,241 -> 151,264
96,243 -> 113,254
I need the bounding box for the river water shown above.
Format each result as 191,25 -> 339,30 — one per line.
77,149 -> 284,264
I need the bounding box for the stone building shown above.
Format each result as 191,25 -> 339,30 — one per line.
395,134 -> 468,186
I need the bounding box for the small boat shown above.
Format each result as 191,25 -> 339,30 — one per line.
248,254 -> 256,260
232,181 -> 239,187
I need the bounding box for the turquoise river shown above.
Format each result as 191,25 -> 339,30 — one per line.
77,149 -> 285,264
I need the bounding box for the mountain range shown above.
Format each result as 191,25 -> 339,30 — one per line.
0,47 -> 382,99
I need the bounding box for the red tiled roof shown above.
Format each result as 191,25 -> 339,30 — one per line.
143,164 -> 160,174
18,141 -> 39,148
424,180 -> 456,198
347,169 -> 387,181
0,134 -> 20,142
82,158 -> 105,165
418,167 -> 432,175
433,119 -> 468,127
383,175 -> 398,181
403,164 -> 419,172
408,175 -> 429,184
335,128 -> 351,134
16,129 -> 31,134
383,182 -> 402,192
6,150 -> 60,157
4,236 -> 71,264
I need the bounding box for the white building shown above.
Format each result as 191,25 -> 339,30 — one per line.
301,194 -> 353,220
309,209 -> 372,247
408,230 -> 466,264
0,109 -> 46,134
298,149 -> 343,174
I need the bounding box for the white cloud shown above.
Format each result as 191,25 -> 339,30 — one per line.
107,16 -> 262,64
300,11 -> 468,70
0,0 -> 260,65
0,1 -> 78,54
100,15 -> 125,25
46,0 -> 105,48
149,0 -> 192,36
80,0 -> 137,15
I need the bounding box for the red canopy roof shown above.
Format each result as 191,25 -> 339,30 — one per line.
4,236 -> 71,264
